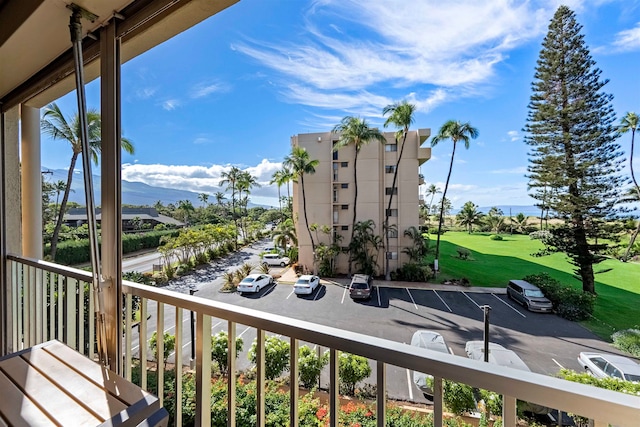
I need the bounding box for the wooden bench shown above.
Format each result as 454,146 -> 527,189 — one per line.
0,340 -> 168,426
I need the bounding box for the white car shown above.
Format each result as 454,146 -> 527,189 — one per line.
578,352 -> 640,382
411,330 -> 451,398
262,253 -> 291,267
237,273 -> 274,294
465,341 -> 550,415
293,275 -> 320,295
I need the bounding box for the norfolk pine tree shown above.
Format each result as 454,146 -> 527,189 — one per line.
524,6 -> 625,294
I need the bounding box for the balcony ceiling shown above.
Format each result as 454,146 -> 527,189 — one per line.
0,0 -> 238,108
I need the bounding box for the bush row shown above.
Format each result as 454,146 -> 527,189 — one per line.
522,273 -> 595,321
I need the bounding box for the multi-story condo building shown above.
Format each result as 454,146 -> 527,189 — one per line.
291,129 -> 431,275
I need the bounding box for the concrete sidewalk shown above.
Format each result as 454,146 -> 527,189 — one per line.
277,267 -> 506,294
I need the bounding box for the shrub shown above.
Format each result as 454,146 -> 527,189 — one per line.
611,329 -> 640,357
456,247 -> 471,260
529,230 -> 552,241
211,331 -> 243,374
248,335 -> 290,380
489,234 -> 503,241
149,331 -> 175,367
523,272 -> 595,321
298,346 -> 329,389
391,262 -> 433,282
442,380 -> 476,415
338,352 -> 372,395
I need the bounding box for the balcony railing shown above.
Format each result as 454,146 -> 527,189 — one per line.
6,254 -> 640,427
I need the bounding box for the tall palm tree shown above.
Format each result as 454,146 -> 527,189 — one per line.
53,180 -> 69,219
619,112 -> 640,261
177,199 -> 195,224
332,116 -> 386,274
219,166 -> 242,249
198,193 -> 209,207
431,120 -> 479,270
271,168 -> 290,222
382,101 -> 416,279
426,184 -> 442,219
237,171 -> 260,239
214,191 -> 226,207
41,102 -> 134,260
283,146 -> 319,267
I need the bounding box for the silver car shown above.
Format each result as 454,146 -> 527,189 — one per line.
237,273 -> 274,294
578,352 -> 640,382
411,330 -> 451,398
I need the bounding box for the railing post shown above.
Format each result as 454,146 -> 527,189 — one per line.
433,376 -> 443,427
174,307 -> 183,427
124,293 -> 132,381
329,348 -> 339,427
289,338 -> 299,427
156,302 -> 164,407
376,361 -> 385,427
140,298 -> 148,390
227,321 -> 236,427
503,395 -> 517,427
256,329 -> 265,427
195,312 -> 211,427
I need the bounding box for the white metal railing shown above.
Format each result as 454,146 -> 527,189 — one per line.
6,254 -> 640,427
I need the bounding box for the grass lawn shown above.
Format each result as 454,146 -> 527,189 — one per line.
429,232 -> 640,340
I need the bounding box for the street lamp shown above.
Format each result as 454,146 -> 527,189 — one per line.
481,305 -> 491,362
189,288 -> 197,369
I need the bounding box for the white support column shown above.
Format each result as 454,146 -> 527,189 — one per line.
20,105 -> 42,259
100,18 -> 123,373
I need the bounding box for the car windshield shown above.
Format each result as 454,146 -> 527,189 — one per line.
296,279 -> 309,285
524,289 -> 545,297
241,277 -> 255,283
624,373 -> 640,382
351,283 -> 368,290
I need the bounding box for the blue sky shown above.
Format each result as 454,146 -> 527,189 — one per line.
41,0 -> 640,210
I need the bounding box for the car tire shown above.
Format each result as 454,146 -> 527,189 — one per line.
280,262 -> 285,267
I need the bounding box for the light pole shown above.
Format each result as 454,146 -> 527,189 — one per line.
189,289 -> 197,369
481,305 -> 491,362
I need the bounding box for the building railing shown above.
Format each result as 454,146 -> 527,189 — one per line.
6,254 -> 640,427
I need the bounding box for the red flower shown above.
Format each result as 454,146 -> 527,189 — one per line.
365,411 -> 373,417
316,407 -> 327,420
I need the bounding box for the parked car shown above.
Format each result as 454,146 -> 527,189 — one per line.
506,279 -> 553,312
349,274 -> 373,300
411,330 -> 451,399
237,273 -> 274,294
465,341 -> 550,415
577,352 -> 640,382
262,253 -> 290,267
293,275 -> 320,295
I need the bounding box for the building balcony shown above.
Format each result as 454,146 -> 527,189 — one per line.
418,147 -> 432,165
419,174 -> 425,186
4,254 -> 638,427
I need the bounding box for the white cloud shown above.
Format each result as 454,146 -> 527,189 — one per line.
190,81 -> 231,98
136,87 -> 157,99
507,130 -> 520,142
162,99 -> 181,111
234,0 -> 557,116
611,22 -> 640,52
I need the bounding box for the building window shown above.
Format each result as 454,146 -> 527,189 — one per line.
333,151 -> 338,161
386,252 -> 398,260
385,187 -> 398,195
341,204 -> 348,210
333,163 -> 338,181
341,183 -> 348,189
385,144 -> 397,152
333,189 -> 338,202
388,229 -> 398,238
341,225 -> 349,231
385,165 -> 396,173
386,209 -> 398,217
341,162 -> 348,167
333,208 -> 339,223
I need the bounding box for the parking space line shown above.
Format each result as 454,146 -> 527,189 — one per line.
238,326 -> 251,338
406,368 -> 414,400
491,293 -> 526,318
406,289 -> 418,310
286,289 -> 295,299
461,291 -> 481,308
341,285 -> 348,304
432,290 -> 452,312
552,359 -> 565,369
377,287 -> 381,307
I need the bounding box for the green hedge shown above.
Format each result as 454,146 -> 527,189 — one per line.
522,272 -> 595,321
50,229 -> 180,265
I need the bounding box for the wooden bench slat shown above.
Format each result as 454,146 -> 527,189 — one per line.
0,370 -> 53,426
0,355 -> 102,426
22,346 -> 128,419
43,341 -> 153,406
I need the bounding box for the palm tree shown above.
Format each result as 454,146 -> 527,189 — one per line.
271,168 -> 290,222
52,180 -> 69,219
426,184 -> 442,222
283,146 -> 319,268
332,116 -> 386,274
219,166 -> 242,249
272,218 -> 297,253
237,171 -> 260,239
619,112 -> 640,261
214,191 -> 226,207
198,193 -> 209,207
177,199 -> 195,224
456,201 -> 484,234
382,101 -> 416,280
431,120 -> 479,270
41,102 -> 134,260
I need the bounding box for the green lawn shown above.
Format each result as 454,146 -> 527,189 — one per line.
429,232 -> 640,340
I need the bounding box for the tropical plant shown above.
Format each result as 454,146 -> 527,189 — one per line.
402,226 -> 429,262
485,206 -> 504,234
524,6 -> 624,294
619,112 -> 640,261
219,166 -> 243,249
298,345 -> 329,389
272,218 -> 297,253
248,335 -> 290,380
349,219 -> 383,276
270,168 -> 291,222
338,352 -> 372,395
198,193 -> 209,207
41,102 -> 134,260
456,201 -> 484,234
425,184 -> 442,224
283,146 -> 319,270
512,212 -> 528,234
332,116 -> 386,274
382,100 -> 417,280
431,120 -> 479,270
211,331 -> 243,375
149,331 -> 176,368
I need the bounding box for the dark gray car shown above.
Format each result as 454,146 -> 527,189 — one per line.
507,280 -> 553,312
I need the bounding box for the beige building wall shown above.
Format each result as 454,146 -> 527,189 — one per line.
291,128 -> 431,276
